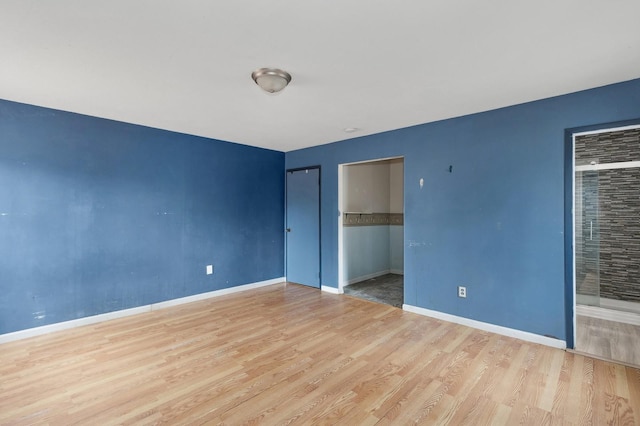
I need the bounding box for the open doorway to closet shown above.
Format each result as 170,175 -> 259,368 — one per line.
338,157 -> 404,307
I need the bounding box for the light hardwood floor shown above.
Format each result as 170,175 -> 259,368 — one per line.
1,283 -> 639,425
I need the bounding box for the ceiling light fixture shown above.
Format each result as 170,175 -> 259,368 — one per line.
343,127 -> 360,133
251,68 -> 292,93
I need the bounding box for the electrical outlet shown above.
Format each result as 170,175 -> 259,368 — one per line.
206,265 -> 213,275
458,286 -> 467,298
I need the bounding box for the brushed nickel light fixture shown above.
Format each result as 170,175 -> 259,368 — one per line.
251,68 -> 292,93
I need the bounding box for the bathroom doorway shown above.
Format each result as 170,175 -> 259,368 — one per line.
573,124 -> 640,366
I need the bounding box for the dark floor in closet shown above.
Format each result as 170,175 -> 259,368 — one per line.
343,273 -> 403,308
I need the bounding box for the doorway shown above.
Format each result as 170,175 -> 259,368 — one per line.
573,124 -> 640,366
286,167 -> 320,288
338,157 -> 404,307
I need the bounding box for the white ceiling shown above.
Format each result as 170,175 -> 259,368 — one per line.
1,1 -> 639,152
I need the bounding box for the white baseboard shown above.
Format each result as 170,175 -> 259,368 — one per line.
389,269 -> 404,275
576,303 -> 640,326
344,270 -> 392,286
403,304 -> 566,349
152,277 -> 283,309
321,285 -> 342,294
0,277 -> 285,344
0,306 -> 152,345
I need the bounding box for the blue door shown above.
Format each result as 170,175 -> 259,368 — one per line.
286,167 -> 320,288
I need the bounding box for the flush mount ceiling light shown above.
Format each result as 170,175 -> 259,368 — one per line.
251,68 -> 292,93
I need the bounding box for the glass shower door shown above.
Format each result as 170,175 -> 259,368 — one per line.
575,170 -> 600,307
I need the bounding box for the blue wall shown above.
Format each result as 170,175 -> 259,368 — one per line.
3,79 -> 639,341
0,99 -> 284,334
286,78 -> 640,342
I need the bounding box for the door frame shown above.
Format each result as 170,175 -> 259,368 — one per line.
564,119 -> 640,349
285,166 -> 321,287
338,156 -> 404,294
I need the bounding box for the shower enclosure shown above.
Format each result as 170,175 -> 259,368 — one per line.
575,169 -> 600,308
574,126 -> 640,316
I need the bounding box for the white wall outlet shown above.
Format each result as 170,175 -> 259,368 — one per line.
206,265 -> 213,275
458,286 -> 467,298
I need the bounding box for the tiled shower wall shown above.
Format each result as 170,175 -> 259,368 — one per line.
575,128 -> 640,165
575,128 -> 640,303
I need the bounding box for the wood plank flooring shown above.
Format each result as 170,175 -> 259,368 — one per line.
1,283 -> 639,425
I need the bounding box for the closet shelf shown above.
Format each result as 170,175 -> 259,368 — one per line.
343,212 -> 404,226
